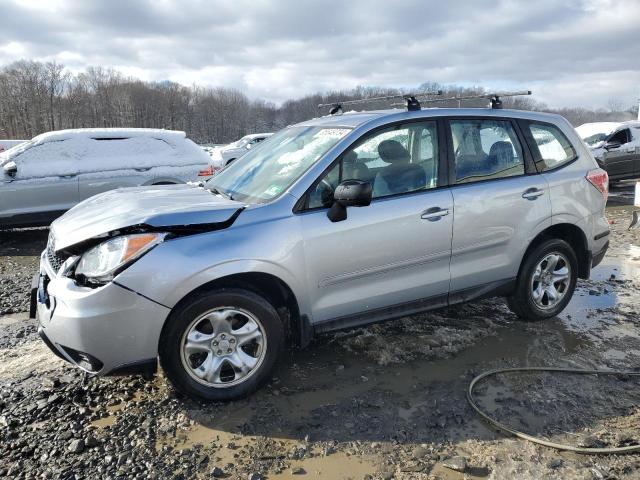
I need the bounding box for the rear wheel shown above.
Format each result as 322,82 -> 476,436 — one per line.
159,289 -> 284,400
507,238 -> 577,321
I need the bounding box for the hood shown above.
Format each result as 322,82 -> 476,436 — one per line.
50,184 -> 244,251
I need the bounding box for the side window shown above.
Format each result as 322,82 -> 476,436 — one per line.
307,162 -> 341,209
13,140 -> 79,178
84,137 -> 174,170
450,119 -> 524,184
607,128 -> 630,146
527,122 -> 577,172
306,121 -> 439,209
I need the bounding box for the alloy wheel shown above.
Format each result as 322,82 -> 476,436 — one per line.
530,252 -> 571,310
180,307 -> 267,388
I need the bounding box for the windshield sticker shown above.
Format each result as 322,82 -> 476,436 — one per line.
264,185 -> 283,197
314,128 -> 349,139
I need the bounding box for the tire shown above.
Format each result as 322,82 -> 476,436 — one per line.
507,238 -> 578,321
159,289 -> 284,401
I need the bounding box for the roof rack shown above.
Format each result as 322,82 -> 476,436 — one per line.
318,90 -> 443,115
393,90 -> 532,109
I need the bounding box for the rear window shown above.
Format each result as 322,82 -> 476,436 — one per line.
527,123 -> 577,172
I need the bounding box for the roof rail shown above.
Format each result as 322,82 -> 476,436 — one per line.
318,90 -> 443,115
399,90 -> 532,109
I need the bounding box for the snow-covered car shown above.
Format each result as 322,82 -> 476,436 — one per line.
576,122 -> 622,150
0,128 -> 213,228
591,121 -> 640,181
208,133 -> 272,168
0,139 -> 27,152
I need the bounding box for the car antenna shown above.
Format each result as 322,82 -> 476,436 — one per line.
406,90 -> 532,109
318,90 -> 443,115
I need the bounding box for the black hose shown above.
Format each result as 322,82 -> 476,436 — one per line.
467,367 -> 640,454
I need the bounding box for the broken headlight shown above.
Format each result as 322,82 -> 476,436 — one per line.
75,233 -> 167,283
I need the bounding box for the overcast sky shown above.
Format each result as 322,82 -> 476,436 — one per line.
1,0 -> 639,109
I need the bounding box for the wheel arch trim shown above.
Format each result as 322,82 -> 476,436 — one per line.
159,260 -> 311,348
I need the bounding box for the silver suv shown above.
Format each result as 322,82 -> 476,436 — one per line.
33,107 -> 610,400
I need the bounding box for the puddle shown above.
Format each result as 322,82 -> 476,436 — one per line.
430,462 -> 490,480
90,391 -> 144,429
269,452 -> 377,479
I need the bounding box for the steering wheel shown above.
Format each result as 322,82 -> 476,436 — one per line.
317,178 -> 335,207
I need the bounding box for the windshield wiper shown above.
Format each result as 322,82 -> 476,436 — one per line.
209,186 -> 234,200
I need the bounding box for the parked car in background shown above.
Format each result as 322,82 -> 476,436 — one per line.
208,133 -> 272,168
1,128 -> 213,228
588,121 -> 640,181
33,108 -> 609,400
0,139 -> 27,152
575,122 -> 621,149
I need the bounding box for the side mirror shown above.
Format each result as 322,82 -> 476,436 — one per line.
327,179 -> 372,222
3,161 -> 17,178
604,141 -> 621,151
246,144 -> 252,150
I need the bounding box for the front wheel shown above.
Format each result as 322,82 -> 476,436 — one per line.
507,238 -> 578,321
159,289 -> 284,401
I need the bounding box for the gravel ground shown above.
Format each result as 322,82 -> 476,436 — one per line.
1,206 -> 639,479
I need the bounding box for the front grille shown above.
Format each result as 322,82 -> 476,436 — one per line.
46,238 -> 69,273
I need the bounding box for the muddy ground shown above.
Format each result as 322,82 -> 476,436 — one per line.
1,202 -> 639,479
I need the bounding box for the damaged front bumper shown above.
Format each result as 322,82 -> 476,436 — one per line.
32,251 -> 170,376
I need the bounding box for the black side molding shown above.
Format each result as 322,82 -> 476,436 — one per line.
108,359 -> 157,380
311,278 -> 516,337
594,230 -> 610,241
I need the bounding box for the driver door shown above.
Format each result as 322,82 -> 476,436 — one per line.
1,141 -> 79,224
297,120 -> 453,326
603,128 -> 635,178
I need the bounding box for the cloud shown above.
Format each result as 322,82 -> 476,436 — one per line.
0,0 -> 638,108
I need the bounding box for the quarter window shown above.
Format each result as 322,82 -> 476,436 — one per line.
527,123 -> 577,171
450,119 -> 524,184
306,121 -> 439,209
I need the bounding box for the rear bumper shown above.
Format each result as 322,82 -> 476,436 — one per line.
590,240 -> 609,270
34,252 -> 170,375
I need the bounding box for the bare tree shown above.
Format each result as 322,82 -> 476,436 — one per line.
0,60 -> 636,142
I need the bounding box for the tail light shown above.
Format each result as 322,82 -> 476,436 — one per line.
586,168 -> 608,202
198,165 -> 214,176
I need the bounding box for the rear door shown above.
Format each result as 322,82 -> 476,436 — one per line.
447,117 -> 552,296
78,137 -> 167,200
0,141 -> 79,223
602,128 -> 634,179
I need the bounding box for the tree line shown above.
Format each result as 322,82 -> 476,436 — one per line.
0,60 -> 637,143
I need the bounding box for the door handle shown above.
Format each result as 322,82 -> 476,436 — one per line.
522,188 -> 544,200
135,167 -> 152,172
59,174 -> 77,179
421,207 -> 449,221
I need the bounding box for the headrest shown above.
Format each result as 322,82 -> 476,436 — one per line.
489,141 -> 514,162
343,151 -> 358,164
378,140 -> 410,164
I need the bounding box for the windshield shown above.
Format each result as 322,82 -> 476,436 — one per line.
228,136 -> 252,148
582,133 -> 608,147
0,141 -> 33,164
206,126 -> 350,203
